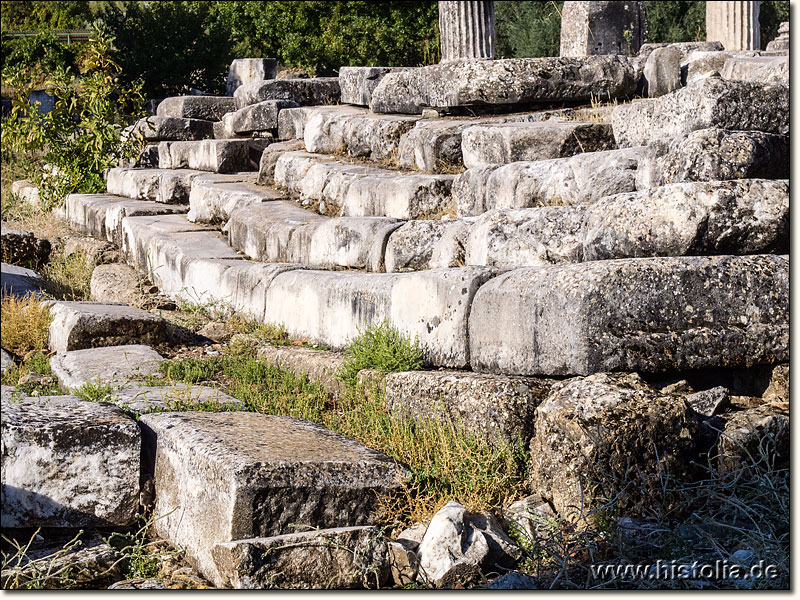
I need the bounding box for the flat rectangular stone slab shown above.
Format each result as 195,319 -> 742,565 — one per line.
256,346 -> 346,393
369,56 -> 639,114
212,527 -> 388,589
130,116 -> 213,141
187,174 -> 285,224
106,167 -> 205,204
263,267 -> 495,368
157,96 -> 237,120
469,255 -> 788,377
221,99 -> 298,135
48,301 -> 169,353
139,411 -> 408,586
234,77 -> 340,109
111,384 -> 243,415
611,78 -> 789,148
339,66 -> 410,106
1,262 -> 44,298
384,219 -> 471,273
382,370 -> 555,445
461,121 -> 615,168
277,105 -> 362,141
1,395 -> 140,528
158,139 -> 259,173
50,344 -> 165,391
120,214 -> 211,273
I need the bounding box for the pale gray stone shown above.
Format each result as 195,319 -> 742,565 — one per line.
722,55 -> 789,84
111,384 -> 243,415
643,46 -> 681,97
453,147 -> 642,217
502,495 -> 556,545
258,139 -> 306,185
686,386 -> 730,419
213,527 -> 389,589
638,41 -> 723,86
583,180 -> 789,260
469,255 -> 788,377
119,214 -> 211,273
685,49 -> 757,82
461,121 -> 615,168
273,151 -> 337,195
439,1 -> 495,61
369,56 -> 639,114
529,373 -> 696,517
765,21 -> 789,51
417,501 -> 520,588
611,77 -> 789,148
226,58 -> 278,96
1,349 -> 14,375
342,172 -> 455,219
560,1 -> 647,57
278,106 -> 357,140
10,179 -> 41,206
465,207 -> 585,268
157,139 -> 258,173
397,119 -> 472,172
1,395 -> 140,527
384,220 -> 465,273
157,95 -> 237,120
0,263 -> 44,298
706,0 -> 760,51
383,370 -> 554,445
717,406 -> 789,472
139,411 -> 408,586
130,116 -> 213,142
64,237 -> 118,265
221,99 -> 298,135
339,66 -> 410,106
234,77 -> 340,109
50,344 -> 165,391
187,174 -> 284,224
105,167 -> 205,204
635,129 -> 789,188
256,346 -> 346,393
263,267 -> 495,368
48,301 -> 168,353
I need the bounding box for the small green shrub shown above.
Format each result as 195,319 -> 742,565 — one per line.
336,321 -> 423,389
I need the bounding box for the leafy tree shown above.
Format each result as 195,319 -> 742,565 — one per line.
759,1 -> 789,47
100,1 -> 235,98
0,1 -> 94,31
1,32 -> 77,85
643,1 -> 706,43
496,1 -> 563,58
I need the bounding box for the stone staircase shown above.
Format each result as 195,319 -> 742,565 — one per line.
4,50 -> 789,589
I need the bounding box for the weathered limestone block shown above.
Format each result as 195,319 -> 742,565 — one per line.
226,204 -> 401,271
383,370 -> 554,445
258,139 -> 306,185
636,128 -> 789,188
234,78 -> 340,109
63,193 -> 187,243
611,77 -> 789,148
397,120 -> 472,172
106,167 -> 204,204
50,344 -> 165,390
384,220 -> 466,273
64,237 -> 118,265
1,395 -> 140,527
273,151 -> 338,195
130,116 -> 213,142
0,229 -> 51,268
120,213 -> 211,273
221,99 -> 299,135
256,346 -> 346,393
465,207 -> 586,268
461,121 -> 615,168
338,66 -> 410,106
717,405 -> 789,472
642,46 -> 681,97
369,56 -> 639,114
89,264 -> 139,306
529,373 -> 696,517
187,174 -> 284,224
453,147 -> 642,217
0,263 -> 45,298
1,349 -> 13,375
342,172 -> 456,220
765,21 -> 789,52
213,527 -> 389,589
469,254 -> 788,377
48,301 -> 168,353
438,1 -> 496,61
278,105 -> 363,140
584,180 -> 789,260
140,411 -> 409,586
417,501 -> 520,588
560,1 -> 647,57
685,49 -> 755,82
157,139 -> 257,173
706,1 -> 760,51
111,384 -> 243,415
263,267 -> 495,368
762,363 -> 788,404
722,55 -> 789,84
157,95 -> 237,120
10,179 -> 41,206
226,58 -> 278,96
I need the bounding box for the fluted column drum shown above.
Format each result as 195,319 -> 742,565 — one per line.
706,1 -> 760,51
438,1 -> 496,61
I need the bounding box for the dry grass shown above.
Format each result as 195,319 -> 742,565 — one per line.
0,294 -> 52,356
41,248 -> 95,301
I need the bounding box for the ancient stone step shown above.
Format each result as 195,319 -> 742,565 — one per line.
277,105 -> 362,141
384,219 -> 471,273
1,395 -> 140,528
129,116 -> 214,142
611,77 -> 789,148
187,174 -> 285,224
212,527 -> 389,589
220,99 -> 299,136
273,152 -> 456,220
469,254 -> 788,377
139,411 -> 409,586
158,139 -> 268,173
256,346 -> 346,393
339,66 -> 411,106
369,56 -> 639,114
90,263 -> 142,305
106,167 -> 206,204
636,128 -> 789,188
50,344 -> 165,390
381,370 -> 555,445
156,95 -> 237,120
0,263 -> 45,298
111,383 -> 243,415
63,193 -> 187,244
225,203 -> 401,271
234,77 -> 341,109
262,267 -> 494,368
721,55 -> 789,84
120,213 -> 212,274
48,301 -> 169,353
227,58 -> 278,96
582,180 -> 789,260
453,147 -> 642,217
461,121 -> 615,168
